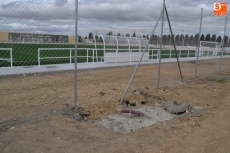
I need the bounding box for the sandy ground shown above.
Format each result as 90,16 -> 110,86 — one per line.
0,58 -> 230,152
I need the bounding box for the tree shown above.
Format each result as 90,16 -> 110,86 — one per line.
188,35 -> 194,46
126,33 -> 130,37
117,33 -> 120,36
200,34 -> 205,41
224,35 -> 228,42
179,34 -> 184,46
167,34 -> 171,45
162,35 -> 167,45
205,34 -> 211,41
146,35 -> 149,40
106,32 -> 113,36
88,32 -> 93,39
175,34 -> 180,45
143,35 -> 146,38
224,35 -> 229,47
216,36 -> 221,42
184,34 -> 189,46
132,32 -> 136,37
194,33 -> 199,46
211,34 -> 216,42
98,37 -> 103,42
78,36 -> 82,43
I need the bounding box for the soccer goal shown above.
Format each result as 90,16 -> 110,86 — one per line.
199,41 -> 220,56
0,48 -> 13,67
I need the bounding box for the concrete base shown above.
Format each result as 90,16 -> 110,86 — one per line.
95,105 -> 174,133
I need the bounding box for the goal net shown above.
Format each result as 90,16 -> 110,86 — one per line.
199,41 -> 221,56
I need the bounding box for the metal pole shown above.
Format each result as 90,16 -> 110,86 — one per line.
119,7 -> 163,104
10,48 -> 13,68
74,0 -> 80,119
119,43 -> 149,104
151,8 -> 163,37
219,14 -> 228,74
157,0 -> 165,89
164,6 -> 183,82
70,49 -> 71,65
38,49 -> 40,67
194,8 -> 203,79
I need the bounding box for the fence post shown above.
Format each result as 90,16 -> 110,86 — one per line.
157,0 -> 165,89
10,48 -> 13,68
87,49 -> 88,64
38,48 -> 40,67
70,49 -> 71,65
157,50 -> 159,60
143,49 -> 145,62
188,50 -> 189,58
195,8 -> 203,79
130,49 -> 131,63
219,14 -> 228,74
74,0 -> 81,120
170,49 -> 171,58
116,49 -> 118,63
93,49 -> 95,65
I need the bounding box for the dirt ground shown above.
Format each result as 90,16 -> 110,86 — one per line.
0,59 -> 230,153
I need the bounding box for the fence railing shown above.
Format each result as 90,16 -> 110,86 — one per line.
1,47 -> 230,68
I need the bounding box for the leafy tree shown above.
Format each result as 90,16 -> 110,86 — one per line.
88,32 -> 93,39
224,35 -> 228,42
175,34 -> 179,40
175,34 -> 180,45
149,35 -> 154,43
194,34 -> 199,46
126,33 -> 130,37
194,33 -> 199,39
167,34 -> 171,45
98,37 -> 103,42
200,34 -> 205,41
216,36 -> 222,42
106,32 -> 113,36
179,34 -> 184,46
132,32 -> 136,37
78,36 -> 82,43
205,34 -> 211,41
117,33 -> 120,36
171,34 -> 175,43
162,35 -> 167,45
184,34 -> 189,46
224,35 -> 229,47
188,35 -> 194,46
146,35 -> 149,40
211,34 -> 216,42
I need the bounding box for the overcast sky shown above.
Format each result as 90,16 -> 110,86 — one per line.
0,0 -> 229,37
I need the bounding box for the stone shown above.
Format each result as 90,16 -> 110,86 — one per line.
164,101 -> 190,114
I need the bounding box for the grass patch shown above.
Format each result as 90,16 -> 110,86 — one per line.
205,77 -> 229,84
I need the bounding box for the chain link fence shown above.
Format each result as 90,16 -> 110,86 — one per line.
0,0 -> 229,125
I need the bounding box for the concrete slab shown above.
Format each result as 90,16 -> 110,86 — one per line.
95,105 -> 175,133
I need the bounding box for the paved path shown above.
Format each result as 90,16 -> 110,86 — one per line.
0,56 -> 225,77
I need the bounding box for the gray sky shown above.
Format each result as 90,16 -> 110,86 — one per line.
0,0 -> 229,37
